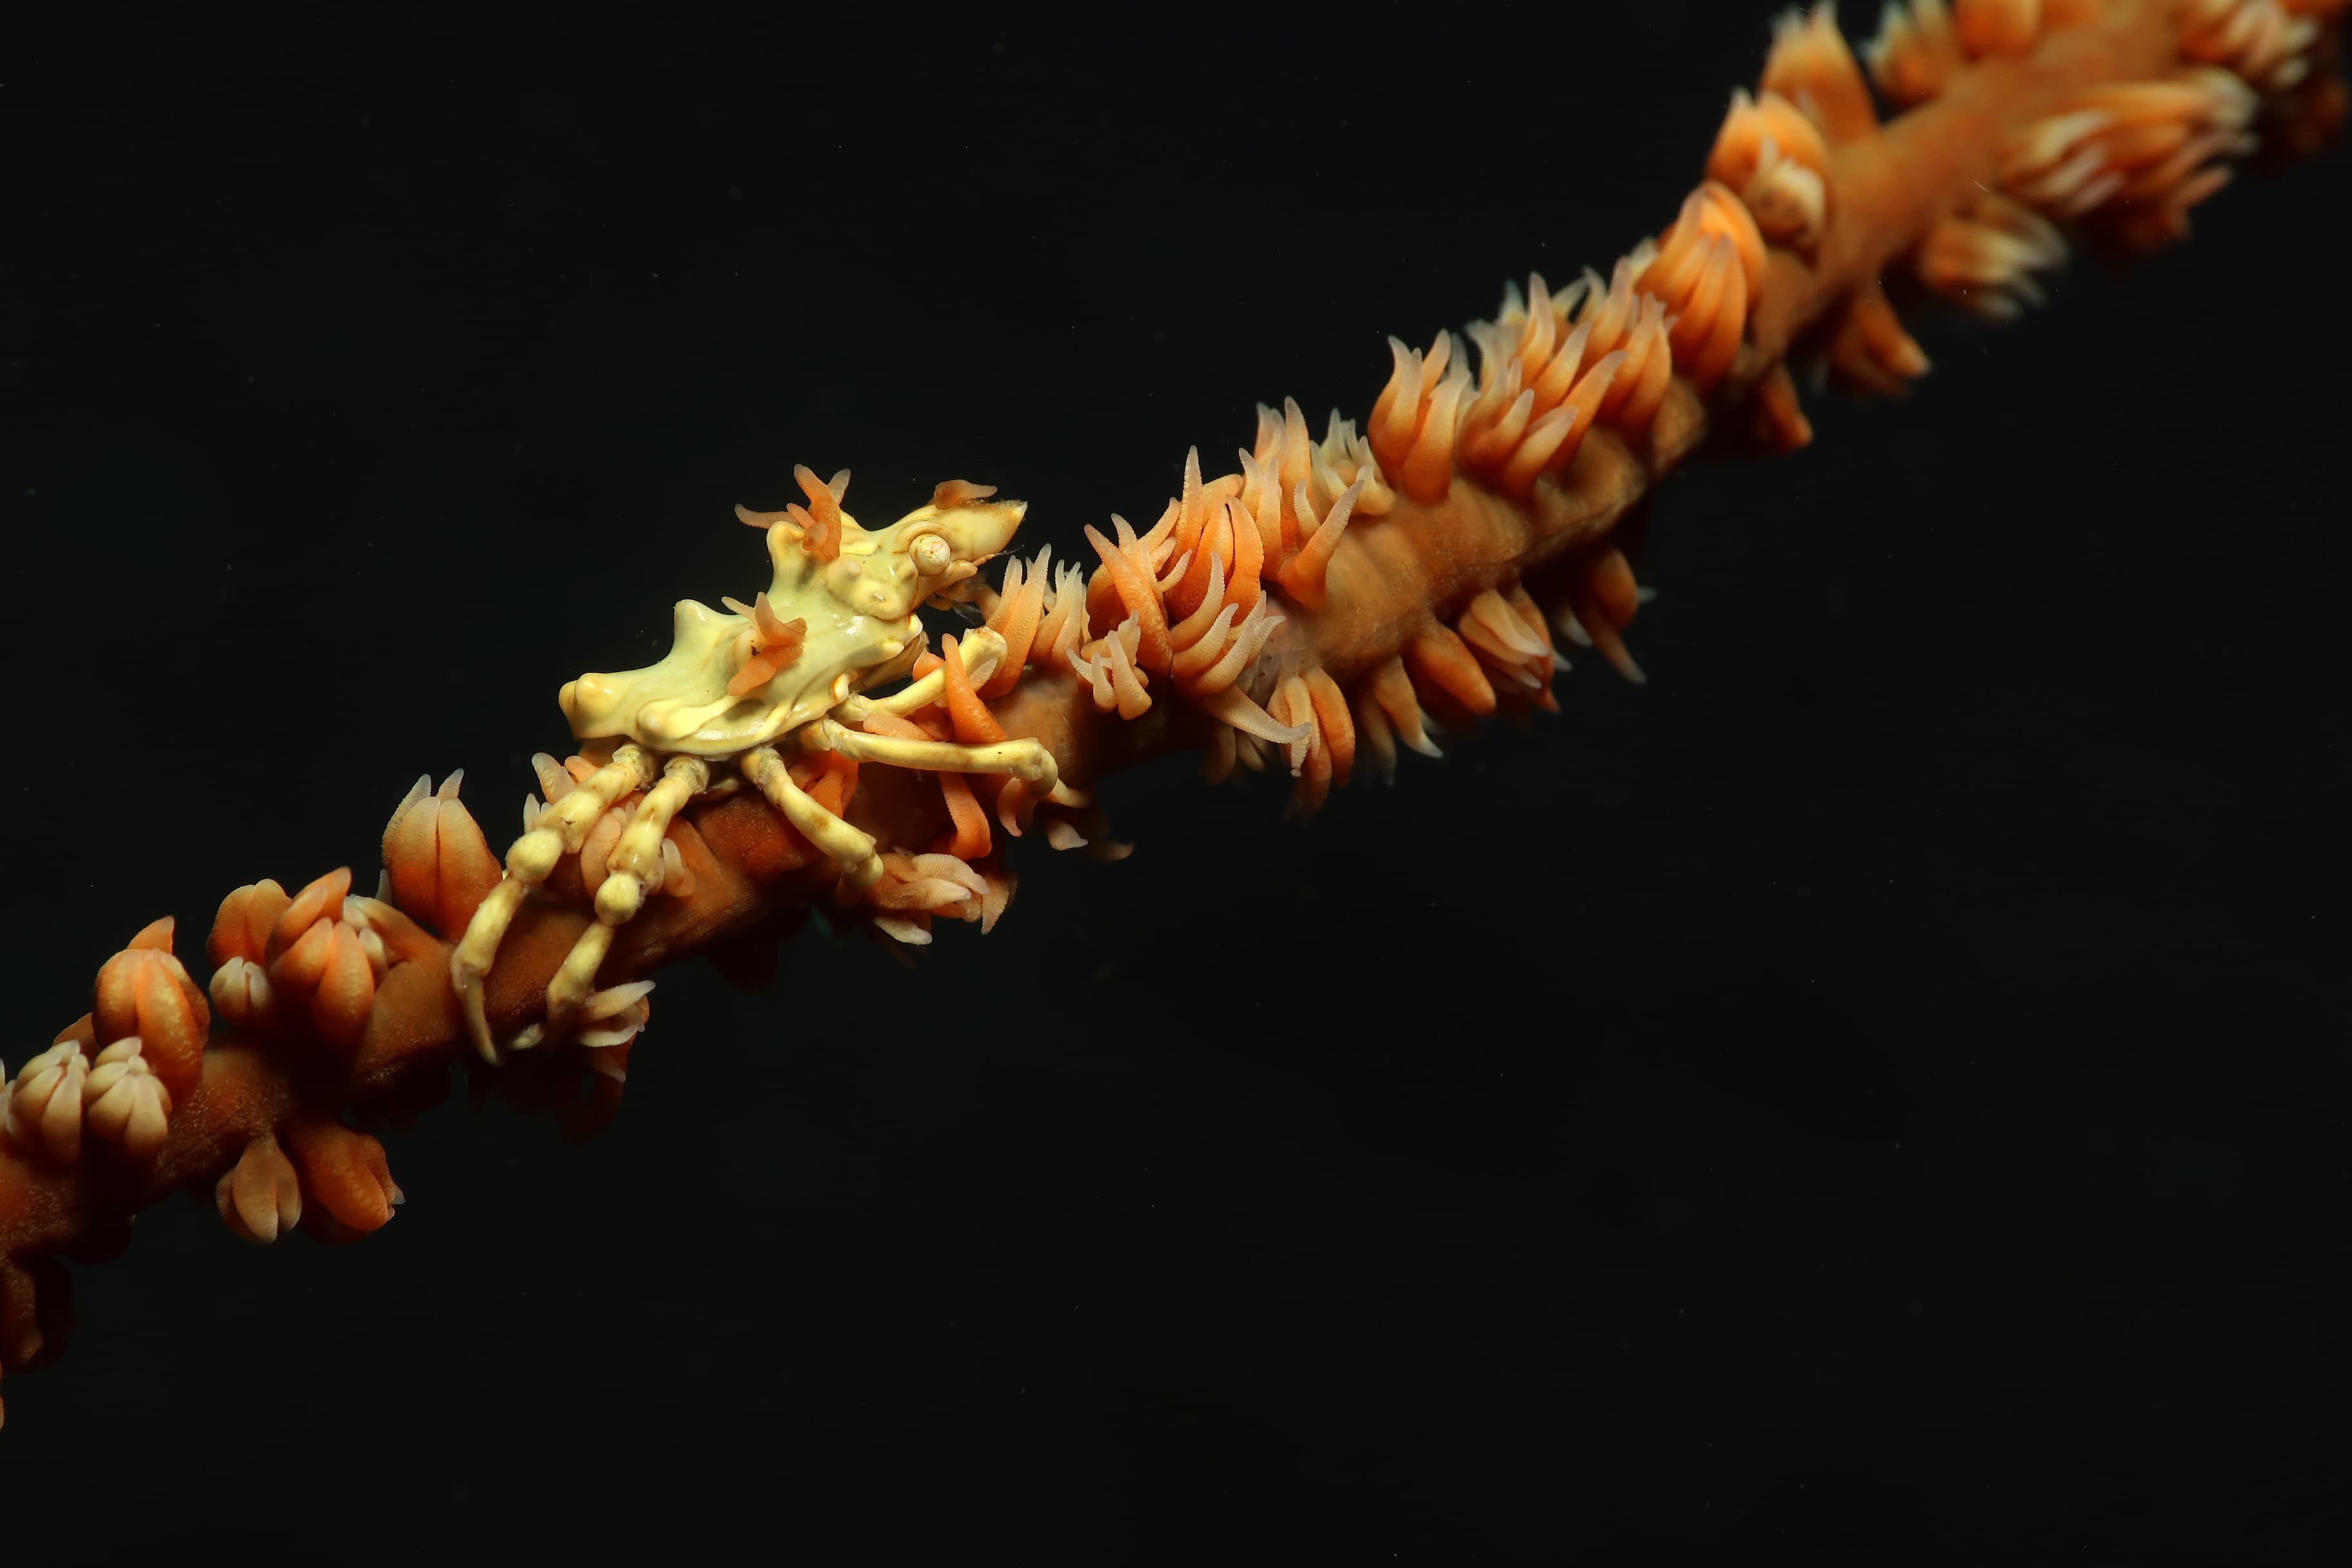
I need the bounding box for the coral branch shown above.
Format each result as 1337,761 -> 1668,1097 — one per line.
2,0 -> 2341,1429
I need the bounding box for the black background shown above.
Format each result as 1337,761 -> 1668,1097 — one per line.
3,3 -> 2347,1561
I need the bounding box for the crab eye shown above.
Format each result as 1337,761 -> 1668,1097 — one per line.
910,531 -> 952,576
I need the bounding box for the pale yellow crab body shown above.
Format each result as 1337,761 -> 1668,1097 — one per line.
559,489 -> 1028,757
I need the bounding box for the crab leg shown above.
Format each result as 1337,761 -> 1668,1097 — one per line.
510,922 -> 616,1056
450,743 -> 656,1059
743,745 -> 885,888
594,756 -> 709,925
805,718 -> 1058,792
845,627 -> 1007,719
449,879 -> 529,1061
508,745 -> 658,883
507,754 -> 712,1054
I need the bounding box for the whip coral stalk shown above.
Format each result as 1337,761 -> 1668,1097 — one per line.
3,0 -> 2344,1435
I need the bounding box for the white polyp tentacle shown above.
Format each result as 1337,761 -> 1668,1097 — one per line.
83,1038 -> 170,1161
5,1041 -> 90,1164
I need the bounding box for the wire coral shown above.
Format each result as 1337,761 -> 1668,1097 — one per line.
3,0 -> 2345,1435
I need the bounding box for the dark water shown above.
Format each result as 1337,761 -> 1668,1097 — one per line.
5,6 -> 2347,1560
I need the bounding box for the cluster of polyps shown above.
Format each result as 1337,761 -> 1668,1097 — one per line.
4,920 -> 204,1164
0,906 -> 406,1254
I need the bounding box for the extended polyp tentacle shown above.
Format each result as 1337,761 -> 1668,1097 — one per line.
846,625 -> 1007,721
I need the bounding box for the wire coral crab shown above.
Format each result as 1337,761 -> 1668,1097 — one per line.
446,467 -> 1068,1060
